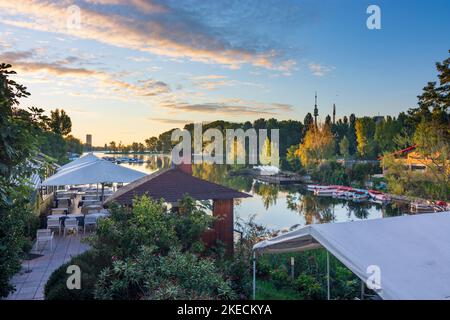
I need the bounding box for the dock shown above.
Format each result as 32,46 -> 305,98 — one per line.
255,174 -> 304,185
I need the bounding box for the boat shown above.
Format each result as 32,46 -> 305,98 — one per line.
314,185 -> 340,197
368,189 -> 391,203
410,201 -> 435,213
307,184 -> 328,192
332,186 -> 355,200
349,189 -> 369,202
116,156 -> 132,163
102,156 -> 116,162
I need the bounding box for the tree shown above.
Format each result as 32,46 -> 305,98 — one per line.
412,120 -> 450,191
48,109 -> 72,136
131,142 -> 140,153
108,141 -> 117,152
0,64 -> 38,297
297,124 -> 335,167
355,117 -> 376,158
347,114 -> 357,155
65,135 -> 83,154
303,113 -> 313,137
286,144 -> 302,172
339,136 -> 350,159
145,136 -> 158,152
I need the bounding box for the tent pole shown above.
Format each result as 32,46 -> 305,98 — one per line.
252,251 -> 256,300
360,279 -> 364,300
327,250 -> 330,300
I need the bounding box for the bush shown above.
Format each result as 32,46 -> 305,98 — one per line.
94,247 -> 236,300
311,161 -> 349,185
293,274 -> 323,299
44,250 -> 109,300
270,268 -> 291,288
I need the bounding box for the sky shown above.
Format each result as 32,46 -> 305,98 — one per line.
0,0 -> 449,146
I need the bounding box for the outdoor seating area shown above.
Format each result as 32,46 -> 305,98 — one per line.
44,187 -> 111,241
5,154 -> 147,300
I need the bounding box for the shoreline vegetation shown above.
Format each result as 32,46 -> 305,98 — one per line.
1,50 -> 449,300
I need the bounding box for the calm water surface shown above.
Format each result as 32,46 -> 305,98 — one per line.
93,152 -> 408,231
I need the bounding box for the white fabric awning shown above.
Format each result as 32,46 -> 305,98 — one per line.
41,159 -> 146,186
58,153 -> 99,172
254,212 -> 450,300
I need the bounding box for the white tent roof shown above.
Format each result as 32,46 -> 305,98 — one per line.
41,159 -> 146,186
58,153 -> 99,172
254,212 -> 450,300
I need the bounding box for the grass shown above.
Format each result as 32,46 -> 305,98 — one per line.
255,280 -> 303,300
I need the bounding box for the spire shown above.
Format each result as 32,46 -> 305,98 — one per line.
313,91 -> 318,126
332,103 -> 336,124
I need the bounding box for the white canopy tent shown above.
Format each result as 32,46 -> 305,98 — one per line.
41,159 -> 146,186
57,153 -> 99,173
253,212 -> 450,300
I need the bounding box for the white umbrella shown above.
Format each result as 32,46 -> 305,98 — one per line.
41,159 -> 146,186
58,153 -> 99,172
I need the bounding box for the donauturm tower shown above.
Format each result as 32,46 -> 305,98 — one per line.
333,103 -> 336,124
313,92 -> 318,126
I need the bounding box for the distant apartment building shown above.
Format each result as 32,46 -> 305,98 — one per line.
86,134 -> 92,147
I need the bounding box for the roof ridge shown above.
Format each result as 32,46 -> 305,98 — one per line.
104,167 -> 170,204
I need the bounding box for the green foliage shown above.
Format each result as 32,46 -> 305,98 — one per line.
48,108 -> 72,136
293,274 -> 322,300
65,135 -> 84,155
0,64 -> 42,297
311,161 -> 349,186
270,268 -> 291,288
257,249 -> 361,300
339,136 -> 350,158
95,247 -> 236,300
44,250 -> 109,300
355,117 -> 376,158
46,195 -> 240,300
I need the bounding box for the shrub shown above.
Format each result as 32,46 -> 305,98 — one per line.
293,274 -> 323,299
94,247 -> 236,300
44,250 -> 109,300
270,268 -> 291,288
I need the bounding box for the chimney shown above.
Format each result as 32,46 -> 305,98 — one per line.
177,162 -> 192,175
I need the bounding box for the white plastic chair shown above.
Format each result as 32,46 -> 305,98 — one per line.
47,217 -> 62,236
64,218 -> 79,237
36,229 -> 54,251
84,215 -> 98,234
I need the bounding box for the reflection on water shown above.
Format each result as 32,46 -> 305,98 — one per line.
93,153 -> 409,231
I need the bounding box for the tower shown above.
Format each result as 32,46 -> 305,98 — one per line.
313,92 -> 318,126
86,134 -> 92,147
332,103 -> 336,125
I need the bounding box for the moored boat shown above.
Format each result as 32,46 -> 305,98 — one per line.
349,189 -> 369,202
332,186 -> 355,200
314,185 -> 339,196
307,184 -> 328,191
368,189 -> 391,203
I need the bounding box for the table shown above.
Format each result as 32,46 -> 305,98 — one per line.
51,207 -> 69,214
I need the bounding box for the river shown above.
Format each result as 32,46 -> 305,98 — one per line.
93,152 -> 409,231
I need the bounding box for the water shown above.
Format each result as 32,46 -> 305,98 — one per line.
92,152 -> 408,231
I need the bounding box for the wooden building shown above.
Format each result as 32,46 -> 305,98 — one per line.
105,164 -> 251,254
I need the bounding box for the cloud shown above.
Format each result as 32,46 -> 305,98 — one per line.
190,74 -> 263,90
126,56 -> 151,63
148,117 -> 193,125
160,100 -> 292,116
0,0 -> 295,71
0,49 -> 171,97
308,62 -> 334,77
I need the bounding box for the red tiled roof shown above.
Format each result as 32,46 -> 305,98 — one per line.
105,167 -> 251,205
378,145 -> 416,160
